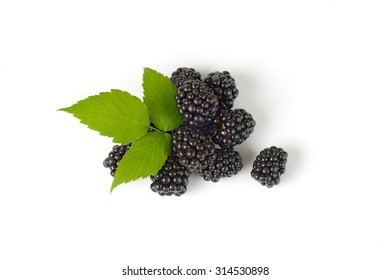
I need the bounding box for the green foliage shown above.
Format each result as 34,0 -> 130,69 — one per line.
59,89 -> 150,144
59,68 -> 183,192
143,68 -> 182,132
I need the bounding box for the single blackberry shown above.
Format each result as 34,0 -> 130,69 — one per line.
198,148 -> 243,182
251,146 -> 288,187
103,143 -> 131,176
212,108 -> 256,148
170,67 -> 201,88
150,155 -> 191,196
175,79 -> 219,126
204,71 -> 239,109
173,126 -> 216,172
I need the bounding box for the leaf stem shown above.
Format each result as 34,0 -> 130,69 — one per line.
148,123 -> 164,133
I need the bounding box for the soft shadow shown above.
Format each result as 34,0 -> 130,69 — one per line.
280,143 -> 303,185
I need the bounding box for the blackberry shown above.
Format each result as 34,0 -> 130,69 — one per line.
204,71 -> 239,109
103,143 -> 131,176
175,79 -> 219,126
251,146 -> 288,187
212,108 -> 256,148
150,155 -> 191,196
170,67 -> 201,88
199,148 -> 243,182
173,126 -> 216,172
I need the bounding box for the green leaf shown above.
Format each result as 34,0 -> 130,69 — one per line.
143,68 -> 182,132
59,89 -> 150,144
111,131 -> 172,192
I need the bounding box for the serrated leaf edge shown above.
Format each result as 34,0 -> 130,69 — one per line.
110,131 -> 172,193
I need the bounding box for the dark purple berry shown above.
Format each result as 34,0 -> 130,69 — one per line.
103,143 -> 131,176
175,79 -> 219,126
198,148 -> 243,182
204,71 -> 239,109
212,108 -> 256,148
170,67 -> 201,87
173,126 -> 216,172
251,146 -> 288,187
150,155 -> 191,196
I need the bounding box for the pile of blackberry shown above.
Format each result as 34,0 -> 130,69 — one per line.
163,67 -> 255,196
104,67 -> 257,196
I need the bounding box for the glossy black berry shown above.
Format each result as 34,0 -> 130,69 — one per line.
204,71 -> 239,109
251,146 -> 288,187
173,126 -> 216,172
103,143 -> 131,176
198,148 -> 243,182
212,108 -> 256,148
170,67 -> 201,87
150,155 -> 191,196
175,79 -> 219,126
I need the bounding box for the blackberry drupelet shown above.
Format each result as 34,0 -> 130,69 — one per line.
199,148 -> 243,182
150,155 -> 191,196
173,125 -> 216,172
175,79 -> 219,126
170,67 -> 201,88
103,143 -> 131,176
204,71 -> 239,109
251,146 -> 288,187
212,108 -> 256,148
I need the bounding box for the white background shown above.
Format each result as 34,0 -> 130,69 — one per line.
1,0 -> 389,279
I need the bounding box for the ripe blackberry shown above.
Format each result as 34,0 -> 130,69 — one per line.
175,79 -> 219,126
150,155 -> 191,196
173,126 -> 216,172
199,148 -> 243,182
204,71 -> 239,109
103,143 -> 131,176
170,67 -> 201,88
251,146 -> 288,187
212,108 -> 256,148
